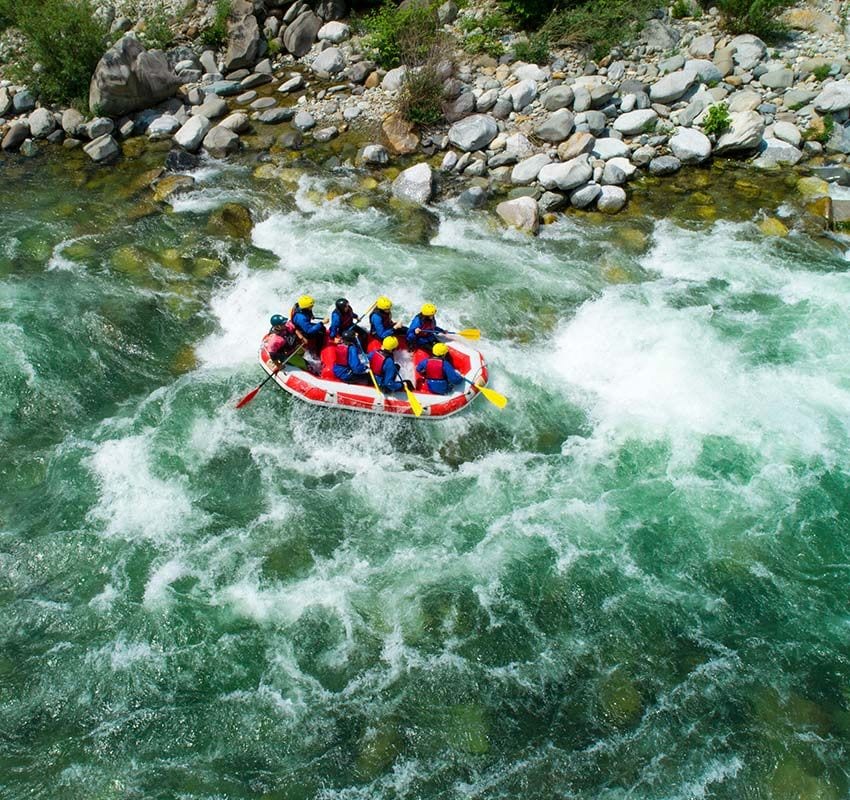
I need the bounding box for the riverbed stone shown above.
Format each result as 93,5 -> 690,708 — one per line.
760,68 -> 793,90
382,66 -> 407,92
689,33 -> 715,59
602,160 -> 627,185
313,47 -> 345,76
444,91 -> 475,123
569,181 -> 601,208
448,114 -> 498,151
715,110 -> 765,154
293,110 -> 316,131
814,81 -> 850,114
642,19 -> 679,50
175,115 -> 211,150
360,144 -> 389,165
535,109 -> 575,143
504,79 -> 537,111
649,155 -> 682,175
684,59 -> 723,85
496,196 -> 539,234
62,108 -> 86,138
318,21 -> 350,42
193,95 -> 228,119
558,131 -> 595,161
219,112 -> 250,133
392,162 -> 434,205
278,74 -> 305,93
12,88 -> 35,113
727,91 -> 762,113
207,202 -> 253,238
613,109 -> 657,136
541,85 -> 574,111
592,137 -> 630,160
284,10 -> 322,58
240,73 -> 272,90
538,155 -> 593,191
203,125 -> 240,157
255,107 -> 295,124
650,70 -> 696,104
28,108 -> 56,140
594,185 -> 625,213
2,121 -> 29,151
147,115 -> 180,138
729,34 -> 767,70
382,113 -> 418,154
773,121 -> 801,148
83,134 -> 120,162
669,126 -> 711,162
511,153 -> 551,185
224,0 -> 261,72
752,137 -> 802,168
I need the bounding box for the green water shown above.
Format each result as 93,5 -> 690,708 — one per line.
2,150 -> 850,800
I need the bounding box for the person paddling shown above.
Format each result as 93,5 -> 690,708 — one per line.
416,342 -> 463,394
369,296 -> 408,342
369,336 -> 413,393
262,314 -> 300,362
290,294 -> 327,355
329,298 -> 367,344
332,330 -> 370,383
408,303 -> 447,352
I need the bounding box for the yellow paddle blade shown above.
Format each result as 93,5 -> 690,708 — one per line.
477,383 -> 508,409
456,328 -> 480,340
404,384 -> 424,417
366,368 -> 381,395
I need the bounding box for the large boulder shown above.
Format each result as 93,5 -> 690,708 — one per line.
613,109 -> 657,136
174,116 -> 211,151
89,35 -> 181,116
318,21 -> 350,42
538,155 -> 593,191
814,80 -> 850,114
448,114 -> 498,151
641,19 -> 679,50
203,125 -> 240,157
496,196 -> 538,235
715,110 -> 765,155
284,10 -> 322,57
729,34 -> 766,70
541,85 -> 574,111
207,203 -> 253,238
511,153 -> 551,185
392,162 -> 434,205
669,126 -> 711,163
312,47 -> 345,76
28,108 -> 56,140
224,0 -> 261,73
650,70 -> 696,104
597,185 -> 627,213
382,112 -> 419,154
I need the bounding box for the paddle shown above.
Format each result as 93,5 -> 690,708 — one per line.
463,377 -> 508,409
443,328 -> 480,340
354,335 -> 422,417
235,344 -> 304,409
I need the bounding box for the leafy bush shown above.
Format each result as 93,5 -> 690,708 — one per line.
812,64 -> 831,81
702,102 -> 731,137
200,0 -> 230,48
499,0 -> 554,28
464,32 -> 503,57
398,64 -> 444,125
670,0 -> 691,18
362,0 -> 439,69
513,34 -> 549,64
141,4 -> 175,50
3,0 -> 107,106
711,0 -> 791,40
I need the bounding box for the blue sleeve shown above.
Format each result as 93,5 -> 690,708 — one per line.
381,358 -> 400,389
298,314 -> 324,336
409,314 -> 422,332
371,311 -> 392,339
445,361 -> 464,385
416,360 -> 426,375
349,347 -> 366,374
329,310 -> 341,338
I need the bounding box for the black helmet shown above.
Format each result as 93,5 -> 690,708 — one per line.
270,314 -> 287,327
335,298 -> 349,312
341,327 -> 357,343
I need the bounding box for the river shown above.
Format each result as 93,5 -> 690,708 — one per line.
1,150 -> 849,799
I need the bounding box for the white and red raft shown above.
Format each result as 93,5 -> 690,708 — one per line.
259,337 -> 489,418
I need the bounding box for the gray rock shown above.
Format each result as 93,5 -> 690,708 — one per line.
346,61 -> 373,84
0,87 -> 11,116
448,114 -> 498,151
631,144 -> 656,166
504,79 -> 537,111
496,196 -> 539,234
277,130 -> 304,149
293,110 -> 315,130
457,185 -> 487,209
659,54 -> 685,75
684,59 -> 722,85
592,137 -> 629,160
193,96 -> 228,119
62,108 -> 85,137
613,108 -> 657,136
689,33 -> 715,59
597,185 -> 627,213
444,91 -> 475,123
678,95 -> 708,127
590,83 -> 617,109
570,182 -> 601,209
441,150 -> 458,171
257,106 -> 296,124
727,90 -> 762,113
382,66 -> 407,92
650,70 -> 697,104
715,110 -> 765,154
538,155 -> 593,191
83,134 -> 120,162
313,126 -> 338,143
558,131 -> 595,161
620,93 -> 637,113
541,85 -> 574,111
607,61 -> 626,82
476,88 -> 499,112
492,97 -> 513,119
825,123 -> 850,155
535,109 -> 575,143
279,74 -> 305,93
814,80 -> 850,114
582,110 -> 607,136
760,68 -> 793,89
284,11 -> 322,58
361,144 -> 389,165
203,125 -> 240,157
641,19 -> 680,50
175,115 -> 212,151
784,88 -> 817,110
12,89 -> 35,113
463,158 -> 487,177
224,1 -> 261,72
147,115 -> 180,138
752,137 -> 802,168
2,121 -> 29,151
255,59 -> 272,75
205,80 -> 243,96
602,160 -> 627,185
250,97 -> 276,111
438,0 -> 459,25
89,35 -> 181,117
86,117 -> 114,139
392,162 -> 434,205
236,90 -> 257,104
729,34 -> 766,71
538,191 -> 567,213
28,108 -> 56,140
649,155 -> 681,175
312,47 -> 345,76
220,112 -> 250,133
314,0 -> 347,20
573,85 -> 591,113
20,139 -> 39,157
504,132 -> 534,158
608,156 -> 636,179
318,21 -> 350,42
773,121 -> 801,148
240,73 -> 272,89
669,126 -> 711,163
199,50 -> 218,74
511,153 -> 551,184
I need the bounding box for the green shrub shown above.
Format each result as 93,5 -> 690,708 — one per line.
702,102 -> 731,137
480,11 -> 512,32
812,64 -> 831,81
4,0 -> 108,106
712,0 -> 791,40
513,33 -> 549,64
464,32 -> 503,57
141,4 -> 175,50
499,0 -> 554,28
267,38 -> 282,56
803,113 -> 834,144
362,0 -> 439,69
398,64 -> 444,125
200,0 -> 230,48
670,0 -> 691,18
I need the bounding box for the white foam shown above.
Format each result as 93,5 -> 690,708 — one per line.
143,558 -> 189,609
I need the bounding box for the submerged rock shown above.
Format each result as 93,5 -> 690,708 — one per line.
496,196 -> 539,234
207,202 -> 253,238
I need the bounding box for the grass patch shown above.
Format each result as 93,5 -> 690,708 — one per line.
362,0 -> 440,69
199,0 -> 230,48
803,114 -> 834,144
398,63 -> 444,125
464,32 -> 503,57
513,33 -> 549,64
0,0 -> 108,106
140,3 -> 175,50
812,64 -> 831,81
710,0 -> 792,40
499,0 -> 553,28
670,0 -> 691,18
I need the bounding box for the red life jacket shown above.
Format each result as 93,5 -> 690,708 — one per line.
337,308 -> 354,332
425,357 -> 445,380
334,343 -> 349,366
370,350 -> 389,375
419,317 -> 435,332
372,309 -> 392,333
263,332 -> 284,355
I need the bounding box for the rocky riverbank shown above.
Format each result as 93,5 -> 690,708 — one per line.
3,0 -> 850,236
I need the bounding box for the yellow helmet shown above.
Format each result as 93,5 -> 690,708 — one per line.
298,294 -> 314,309
432,342 -> 448,356
376,296 -> 392,311
382,336 -> 399,351
421,303 -> 437,317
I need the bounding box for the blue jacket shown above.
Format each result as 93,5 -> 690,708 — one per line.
329,308 -> 356,339
370,309 -> 396,340
408,313 -> 445,349
293,308 -> 325,337
332,345 -> 368,382
417,356 -> 463,395
374,352 -> 404,392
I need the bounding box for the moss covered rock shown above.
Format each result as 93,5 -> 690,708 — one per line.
206,203 -> 254,239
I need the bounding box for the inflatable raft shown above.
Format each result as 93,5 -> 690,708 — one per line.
259,337 -> 489,418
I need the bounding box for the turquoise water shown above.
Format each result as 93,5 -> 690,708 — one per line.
2,152 -> 850,799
